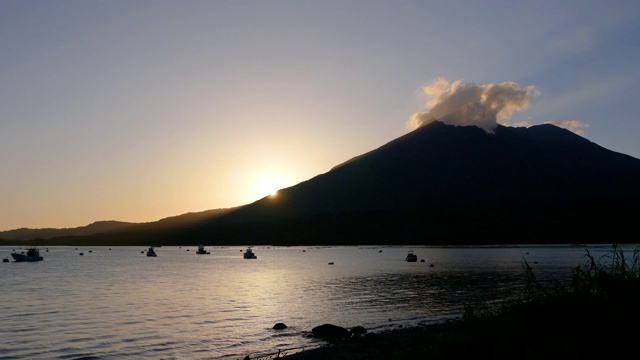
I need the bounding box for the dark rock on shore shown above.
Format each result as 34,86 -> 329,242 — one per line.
350,326 -> 367,335
311,324 -> 350,339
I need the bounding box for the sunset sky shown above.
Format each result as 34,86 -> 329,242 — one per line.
1,0 -> 639,231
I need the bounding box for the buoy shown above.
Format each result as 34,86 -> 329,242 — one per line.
79,253 -> 84,256
328,262 -> 335,265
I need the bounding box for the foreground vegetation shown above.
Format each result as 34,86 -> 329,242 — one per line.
275,245 -> 640,359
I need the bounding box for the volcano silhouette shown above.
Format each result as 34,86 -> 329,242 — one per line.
4,121 -> 640,246
186,121 -> 640,245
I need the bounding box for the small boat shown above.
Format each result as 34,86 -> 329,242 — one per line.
11,247 -> 44,262
146,247 -> 157,257
196,244 -> 209,254
405,250 -> 417,262
243,246 -> 257,259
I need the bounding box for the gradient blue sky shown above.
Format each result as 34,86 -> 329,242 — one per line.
1,0 -> 639,231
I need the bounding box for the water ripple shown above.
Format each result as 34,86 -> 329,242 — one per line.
0,244 -> 607,359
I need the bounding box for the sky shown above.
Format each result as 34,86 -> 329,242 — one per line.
1,0 -> 639,231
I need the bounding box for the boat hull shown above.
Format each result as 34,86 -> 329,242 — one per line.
11,253 -> 43,262
196,245 -> 209,254
406,255 -> 417,262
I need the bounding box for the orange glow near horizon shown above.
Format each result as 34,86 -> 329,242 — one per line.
256,175 -> 287,199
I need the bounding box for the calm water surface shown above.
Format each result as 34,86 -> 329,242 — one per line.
1,244 -> 635,359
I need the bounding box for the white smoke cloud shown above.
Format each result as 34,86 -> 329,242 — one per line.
409,78 -> 539,132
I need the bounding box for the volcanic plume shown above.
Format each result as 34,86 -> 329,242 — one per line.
409,78 -> 539,132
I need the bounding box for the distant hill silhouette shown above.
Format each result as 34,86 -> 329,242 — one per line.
0,208 -> 235,244
3,121 -> 640,246
0,221 -> 135,241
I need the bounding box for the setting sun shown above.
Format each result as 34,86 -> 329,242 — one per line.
231,156 -> 309,206
256,175 -> 288,199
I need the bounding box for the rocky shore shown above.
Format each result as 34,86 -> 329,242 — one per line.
276,311 -> 636,360
280,324 -> 452,360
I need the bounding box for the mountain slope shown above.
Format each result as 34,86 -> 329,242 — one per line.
4,121 -> 640,245
188,121 -> 640,244
0,208 -> 235,243
213,122 -> 635,210
0,221 -> 136,241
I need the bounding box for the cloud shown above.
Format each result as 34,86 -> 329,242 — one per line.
409,78 -> 539,132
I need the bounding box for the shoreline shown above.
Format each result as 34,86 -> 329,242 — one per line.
277,322 -> 470,360
240,322 -> 457,360
271,312 -> 636,360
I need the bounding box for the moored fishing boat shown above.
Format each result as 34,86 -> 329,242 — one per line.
146,247 -> 157,257
405,250 -> 417,262
11,247 -> 44,262
243,246 -> 257,259
196,244 -> 209,254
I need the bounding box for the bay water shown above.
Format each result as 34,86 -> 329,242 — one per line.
1,244 -> 634,359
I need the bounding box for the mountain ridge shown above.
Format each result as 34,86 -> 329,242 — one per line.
3,121 -> 639,246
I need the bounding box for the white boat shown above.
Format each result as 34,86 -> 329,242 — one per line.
243,246 -> 257,259
146,247 -> 157,257
405,250 -> 417,262
196,244 -> 209,254
11,247 -> 44,262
